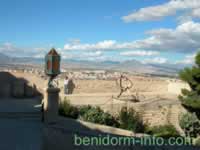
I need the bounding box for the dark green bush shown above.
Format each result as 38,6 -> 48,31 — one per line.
195,137 -> 200,146
59,102 -> 119,127
118,106 -> 145,132
79,105 -> 93,116
80,106 -> 119,127
145,125 -> 179,138
179,112 -> 200,138
59,100 -> 147,132
59,100 -> 79,119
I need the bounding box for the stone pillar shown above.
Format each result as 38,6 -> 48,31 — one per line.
44,87 -> 60,124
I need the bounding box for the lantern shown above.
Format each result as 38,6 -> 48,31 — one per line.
45,48 -> 61,77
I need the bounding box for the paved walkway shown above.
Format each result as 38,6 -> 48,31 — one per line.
0,98 -> 43,150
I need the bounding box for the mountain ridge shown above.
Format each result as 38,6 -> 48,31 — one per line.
0,52 -> 185,76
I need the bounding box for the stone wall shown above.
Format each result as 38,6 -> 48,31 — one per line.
0,72 -> 40,98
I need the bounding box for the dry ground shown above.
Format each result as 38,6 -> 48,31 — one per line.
9,71 -> 189,133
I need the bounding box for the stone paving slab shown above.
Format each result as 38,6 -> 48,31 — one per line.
0,98 -> 42,113
0,118 -> 43,150
0,97 -> 43,150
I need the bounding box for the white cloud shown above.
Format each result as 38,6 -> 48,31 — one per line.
83,51 -> 103,57
0,43 -> 28,57
177,15 -> 192,24
33,54 -> 45,58
0,43 -> 17,52
60,53 -> 74,59
143,57 -> 168,64
60,51 -> 103,61
175,53 -> 196,64
2,21 -> 200,63
64,21 -> 200,53
122,0 -> 200,22
142,21 -> 200,52
191,8 -> 200,18
0,42 -> 50,57
120,50 -> 159,56
64,40 -> 116,50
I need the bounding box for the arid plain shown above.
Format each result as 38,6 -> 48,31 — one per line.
7,70 -> 190,134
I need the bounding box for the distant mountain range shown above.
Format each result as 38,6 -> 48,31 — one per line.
0,53 -> 189,76
62,59 -> 183,76
0,53 -> 12,63
0,53 -> 43,64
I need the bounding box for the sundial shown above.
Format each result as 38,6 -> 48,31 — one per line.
115,74 -> 140,102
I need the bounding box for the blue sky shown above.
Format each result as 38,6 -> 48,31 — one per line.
0,0 -> 200,65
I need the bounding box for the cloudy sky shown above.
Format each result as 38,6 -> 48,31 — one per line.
0,0 -> 200,65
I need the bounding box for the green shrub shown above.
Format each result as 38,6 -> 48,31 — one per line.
101,112 -> 120,127
59,101 -> 119,127
58,100 -> 146,133
118,106 -> 145,132
79,105 -> 93,116
195,137 -> 200,146
59,100 -> 79,119
145,125 -> 179,138
179,112 -> 200,138
80,106 -> 119,127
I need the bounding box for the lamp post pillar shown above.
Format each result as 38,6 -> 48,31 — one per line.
44,87 -> 60,124
43,48 -> 61,124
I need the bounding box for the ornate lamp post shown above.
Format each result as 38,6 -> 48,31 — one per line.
45,48 -> 61,87
44,48 -> 61,123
